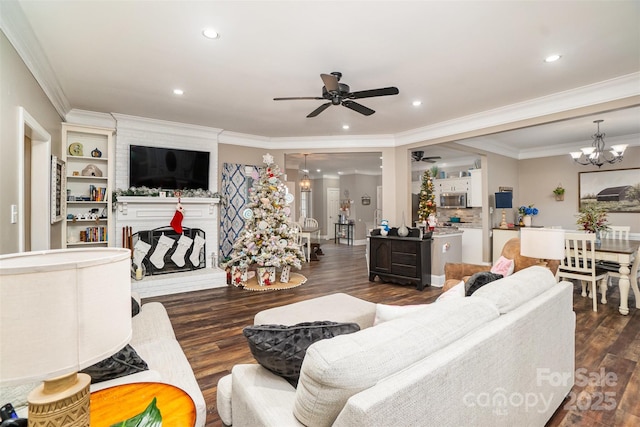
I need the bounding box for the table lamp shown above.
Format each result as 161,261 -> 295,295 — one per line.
0,248 -> 132,425
520,228 -> 566,261
495,192 -> 513,229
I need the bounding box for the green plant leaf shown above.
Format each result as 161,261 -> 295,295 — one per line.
110,397 -> 162,427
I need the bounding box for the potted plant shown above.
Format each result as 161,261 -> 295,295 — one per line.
518,204 -> 539,227
553,184 -> 565,201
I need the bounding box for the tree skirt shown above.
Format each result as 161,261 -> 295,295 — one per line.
234,272 -> 307,291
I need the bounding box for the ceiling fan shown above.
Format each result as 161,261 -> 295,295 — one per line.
411,151 -> 442,163
273,72 -> 399,118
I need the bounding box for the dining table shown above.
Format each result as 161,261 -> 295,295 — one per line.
594,238 -> 640,315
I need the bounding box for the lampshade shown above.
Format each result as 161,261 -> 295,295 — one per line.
520,228 -> 565,260
495,192 -> 513,209
0,248 -> 132,423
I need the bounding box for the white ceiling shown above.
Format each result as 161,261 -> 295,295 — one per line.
6,0 -> 640,176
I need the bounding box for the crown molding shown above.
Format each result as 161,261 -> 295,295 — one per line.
0,0 -> 70,119
65,109 -> 116,129
111,113 -> 223,140
395,73 -> 640,147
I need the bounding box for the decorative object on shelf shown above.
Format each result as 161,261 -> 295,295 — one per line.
417,170 -> 436,221
81,164 -> 103,177
90,147 -> 102,158
300,154 -> 311,192
397,212 -> 409,237
379,219 -> 390,236
570,120 -> 627,167
361,194 -> 371,205
576,204 -> 609,243
553,184 -> 565,201
518,204 -> 538,227
68,142 -> 83,156
495,191 -> 513,229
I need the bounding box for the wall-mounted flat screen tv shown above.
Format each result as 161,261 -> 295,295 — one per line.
129,145 -> 210,190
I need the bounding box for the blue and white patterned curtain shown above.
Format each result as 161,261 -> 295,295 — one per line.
220,163 -> 260,258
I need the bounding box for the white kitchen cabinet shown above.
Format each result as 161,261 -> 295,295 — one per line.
461,228 -> 484,264
469,169 -> 482,207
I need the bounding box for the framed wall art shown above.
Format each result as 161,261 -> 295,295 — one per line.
51,155 -> 66,223
578,167 -> 640,213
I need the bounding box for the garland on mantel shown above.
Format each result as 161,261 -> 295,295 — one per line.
113,187 -> 224,203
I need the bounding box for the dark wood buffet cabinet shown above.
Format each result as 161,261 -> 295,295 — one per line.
368,234 -> 432,291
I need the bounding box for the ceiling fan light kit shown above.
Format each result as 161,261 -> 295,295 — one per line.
274,72 -> 399,118
569,120 -> 627,168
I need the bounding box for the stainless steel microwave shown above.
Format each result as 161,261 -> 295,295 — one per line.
440,192 -> 467,208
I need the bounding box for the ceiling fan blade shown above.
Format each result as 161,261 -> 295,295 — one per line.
349,87 -> 399,99
321,74 -> 339,92
307,102 -> 332,118
274,96 -> 324,101
422,156 -> 442,162
342,100 -> 375,116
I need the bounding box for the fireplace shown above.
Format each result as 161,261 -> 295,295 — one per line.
116,196 -> 226,297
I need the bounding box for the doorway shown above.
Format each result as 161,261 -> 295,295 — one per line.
19,107 -> 51,251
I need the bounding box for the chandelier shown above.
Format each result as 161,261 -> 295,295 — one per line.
300,154 -> 311,192
570,120 -> 627,168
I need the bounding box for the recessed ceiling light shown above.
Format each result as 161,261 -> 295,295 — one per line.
202,28 -> 219,39
544,54 -> 561,63
412,100 -> 422,107
316,169 -> 321,173
173,89 -> 184,95
342,124 -> 350,130
338,171 -> 343,175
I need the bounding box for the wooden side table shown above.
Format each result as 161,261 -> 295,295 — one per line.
90,382 -> 196,427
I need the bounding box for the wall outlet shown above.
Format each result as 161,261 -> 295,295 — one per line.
10,204 -> 18,223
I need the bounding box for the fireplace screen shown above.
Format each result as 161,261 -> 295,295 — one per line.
133,226 -> 206,276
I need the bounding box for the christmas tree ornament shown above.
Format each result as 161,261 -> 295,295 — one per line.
149,234 -> 175,269
171,234 -> 193,267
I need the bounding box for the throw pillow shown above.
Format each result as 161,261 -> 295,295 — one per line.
465,272 -> 504,296
131,297 -> 141,317
436,280 -> 465,302
490,256 -> 515,277
80,344 -> 148,384
243,321 -> 360,387
373,303 -> 429,325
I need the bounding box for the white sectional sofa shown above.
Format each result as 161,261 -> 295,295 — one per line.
218,266 -> 575,426
2,298 -> 206,427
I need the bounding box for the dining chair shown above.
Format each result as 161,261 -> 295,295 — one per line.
598,225 -> 637,304
556,232 -> 609,312
303,218 -> 320,242
289,222 -> 305,256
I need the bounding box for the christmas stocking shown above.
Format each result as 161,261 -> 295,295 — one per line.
171,234 -> 193,267
149,234 -> 175,269
190,234 -> 206,266
170,203 -> 184,234
132,240 -> 151,268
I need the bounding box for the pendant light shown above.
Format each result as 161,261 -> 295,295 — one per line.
300,154 -> 311,192
570,120 -> 627,168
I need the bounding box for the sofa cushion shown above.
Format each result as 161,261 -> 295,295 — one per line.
80,344 -> 148,384
471,265 -> 556,313
293,297 -> 499,427
244,321 -> 360,387
131,297 -> 141,317
465,272 -> 503,296
373,304 -> 429,325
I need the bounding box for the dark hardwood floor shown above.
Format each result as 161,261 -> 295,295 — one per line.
146,243 -> 639,426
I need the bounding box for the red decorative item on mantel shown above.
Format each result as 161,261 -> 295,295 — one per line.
170,191 -> 184,234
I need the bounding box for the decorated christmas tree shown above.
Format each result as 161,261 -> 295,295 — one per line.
228,153 -> 305,270
417,170 -> 436,221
